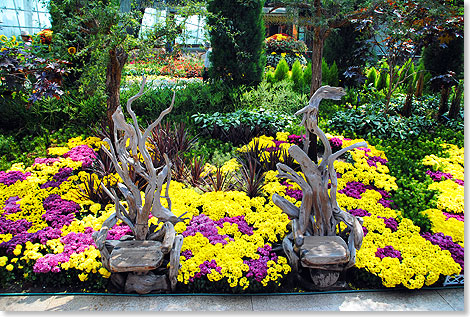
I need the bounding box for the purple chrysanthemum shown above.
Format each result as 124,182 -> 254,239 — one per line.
0,170 -> 31,186
375,245 -> 402,261
42,194 -> 80,228
63,144 -> 97,168
244,244 -> 279,282
421,232 -> 464,274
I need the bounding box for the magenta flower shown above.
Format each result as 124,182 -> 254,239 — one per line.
421,232 -> 464,274
329,137 -> 343,149
0,217 -> 32,235
375,245 -> 402,261
378,216 -> 398,232
63,144 -> 97,168
182,214 -> 254,245
443,212 -> 464,222
367,156 -> 388,167
40,167 -> 73,189
33,157 -> 60,166
106,223 -> 132,240
42,194 -> 80,228
244,244 -> 279,282
182,249 -> 193,260
33,229 -> 96,274
287,134 -> 304,146
0,170 -> 31,186
348,208 -> 371,217
3,196 -> 21,214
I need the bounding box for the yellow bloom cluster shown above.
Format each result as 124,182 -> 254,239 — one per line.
356,218 -> 461,289
238,135 -> 291,163
423,143 -> 464,180
329,136 -> 461,288
423,209 -> 464,247
166,180 -> 290,289
428,180 -> 464,214
422,144 -> 464,214
339,138 -> 397,191
67,136 -> 104,152
60,246 -> 106,276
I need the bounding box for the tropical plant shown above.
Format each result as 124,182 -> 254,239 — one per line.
199,166 -> 235,192
234,151 -> 266,198
148,121 -> 197,169
0,44 -> 70,102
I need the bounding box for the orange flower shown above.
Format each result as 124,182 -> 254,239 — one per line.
68,47 -> 77,55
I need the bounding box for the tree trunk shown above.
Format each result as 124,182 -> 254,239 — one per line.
448,83 -> 463,119
415,73 -> 424,98
106,46 -> 128,135
309,30 -> 325,97
307,29 -> 326,163
437,86 -> 450,119
401,83 -> 414,117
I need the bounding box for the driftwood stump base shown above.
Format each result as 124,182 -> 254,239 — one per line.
124,271 -> 170,294
109,272 -> 127,290
309,269 -> 340,289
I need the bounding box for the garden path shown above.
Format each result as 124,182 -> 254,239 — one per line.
0,287 -> 463,311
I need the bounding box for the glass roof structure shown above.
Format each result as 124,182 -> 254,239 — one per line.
0,0 -> 51,38
0,1 -> 206,46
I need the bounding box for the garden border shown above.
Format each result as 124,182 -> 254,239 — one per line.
0,285 -> 463,297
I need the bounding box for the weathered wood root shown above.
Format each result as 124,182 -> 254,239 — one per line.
309,269 -> 340,288
124,271 -> 170,294
169,234 -> 183,291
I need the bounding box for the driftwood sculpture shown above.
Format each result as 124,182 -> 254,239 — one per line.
272,86 -> 365,290
92,77 -> 184,294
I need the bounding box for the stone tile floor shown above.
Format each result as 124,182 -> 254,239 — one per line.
0,287 -> 464,311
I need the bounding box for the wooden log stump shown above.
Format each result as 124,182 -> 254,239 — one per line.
124,271 -> 170,294
309,269 -> 340,289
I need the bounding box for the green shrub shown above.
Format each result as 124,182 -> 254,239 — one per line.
328,94 -> 463,140
274,58 -> 289,82
186,137 -> 236,166
328,61 -> 339,86
375,70 -> 387,91
192,108 -> 295,145
321,58 -> 329,85
265,71 -> 275,84
366,67 -> 377,86
303,62 -> 312,89
266,53 -> 307,68
120,81 -> 242,127
290,60 -> 303,92
207,0 -> 266,86
239,80 -> 308,116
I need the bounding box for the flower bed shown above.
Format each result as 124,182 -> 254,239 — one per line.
265,33 -> 307,68
125,54 -> 203,79
0,133 -> 463,293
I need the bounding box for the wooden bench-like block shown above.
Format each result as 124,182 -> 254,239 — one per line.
300,236 -> 350,269
109,240 -> 164,273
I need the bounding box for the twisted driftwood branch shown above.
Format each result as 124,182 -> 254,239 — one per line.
99,77 -> 178,240
274,85 -> 365,279
92,77 -> 184,293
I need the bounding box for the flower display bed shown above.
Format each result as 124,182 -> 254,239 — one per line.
0,132 -> 463,293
